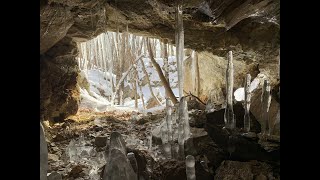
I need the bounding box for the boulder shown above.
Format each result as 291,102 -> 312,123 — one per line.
95,136 -> 108,147
214,160 -> 279,180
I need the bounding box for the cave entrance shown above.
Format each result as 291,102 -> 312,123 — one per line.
76,31 -> 188,114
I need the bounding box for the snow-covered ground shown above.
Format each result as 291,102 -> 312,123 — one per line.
79,55 -> 179,113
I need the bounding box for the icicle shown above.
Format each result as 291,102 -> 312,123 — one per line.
165,98 -> 173,142
191,50 -> 196,93
179,97 -> 190,140
145,127 -> 152,150
178,122 -> 185,160
103,149 -> 137,180
224,51 -> 235,129
244,74 -> 252,132
185,155 -> 196,180
261,80 -> 271,136
175,4 -> 185,99
161,125 -> 169,144
67,139 -> 78,163
270,108 -> 280,136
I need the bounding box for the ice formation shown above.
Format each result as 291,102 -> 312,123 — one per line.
224,51 -> 235,129
185,155 -> 196,180
244,74 -> 252,132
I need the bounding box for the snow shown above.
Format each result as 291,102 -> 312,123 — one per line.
234,88 -> 245,102
79,56 -> 179,113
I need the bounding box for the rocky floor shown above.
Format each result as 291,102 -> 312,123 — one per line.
44,108 -> 167,180
43,107 -> 280,180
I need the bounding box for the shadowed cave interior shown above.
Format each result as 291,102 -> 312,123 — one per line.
40,0 -> 280,179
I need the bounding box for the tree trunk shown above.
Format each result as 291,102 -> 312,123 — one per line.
146,38 -> 178,104
111,54 -> 144,104
139,56 -> 162,106
163,39 -> 170,96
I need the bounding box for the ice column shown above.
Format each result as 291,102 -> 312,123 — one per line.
145,127 -> 152,150
261,80 -> 272,135
103,132 -> 137,180
224,51 -> 235,129
185,155 -> 196,180
165,98 -> 173,142
175,4 -> 185,99
103,149 -> 137,180
244,74 -> 252,132
178,122 -> 185,160
179,97 -> 190,140
67,140 -> 78,163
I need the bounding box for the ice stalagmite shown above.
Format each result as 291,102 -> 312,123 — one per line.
40,123 -> 48,180
185,155 -> 196,180
103,132 -> 137,180
162,98 -> 173,159
161,125 -> 169,144
109,131 -> 127,156
146,127 -> 152,150
67,139 -> 78,162
165,98 -> 173,142
175,4 -> 184,99
179,97 -> 190,140
261,80 -> 272,135
244,74 -> 252,132
178,122 -> 185,160
224,51 -> 235,129
103,149 -> 137,180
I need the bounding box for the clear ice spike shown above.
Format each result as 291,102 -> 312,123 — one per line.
161,125 -> 169,144
261,79 -> 272,135
179,97 -> 190,140
185,155 -> 196,180
109,131 -> 127,156
244,74 -> 252,132
224,51 -> 235,129
165,98 -> 173,142
175,4 -> 185,99
103,149 -> 137,180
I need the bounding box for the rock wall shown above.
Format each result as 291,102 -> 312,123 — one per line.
184,51 -> 256,104
40,37 -> 80,121
40,0 -> 279,121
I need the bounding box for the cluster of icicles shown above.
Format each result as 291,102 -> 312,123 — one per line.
205,50 -> 278,137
